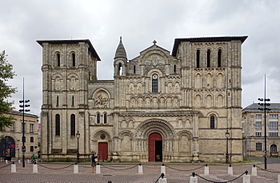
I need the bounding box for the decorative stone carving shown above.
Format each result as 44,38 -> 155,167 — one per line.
93,90 -> 109,108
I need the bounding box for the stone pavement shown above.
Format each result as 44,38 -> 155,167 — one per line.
0,162 -> 279,183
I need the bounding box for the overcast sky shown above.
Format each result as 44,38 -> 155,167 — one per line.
1,0 -> 280,116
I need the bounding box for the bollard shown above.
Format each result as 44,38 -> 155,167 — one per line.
11,162 -> 16,173
18,159 -> 21,164
278,174 -> 280,183
108,181 -> 112,183
160,164 -> 166,175
243,171 -> 250,183
74,164 -> 79,174
5,160 -> 8,164
251,165 -> 257,176
190,172 -> 198,183
96,163 -> 101,174
228,164 -> 233,176
33,163 -> 38,173
138,163 -> 143,174
27,159 -> 30,164
204,164 -> 209,175
158,173 -> 167,183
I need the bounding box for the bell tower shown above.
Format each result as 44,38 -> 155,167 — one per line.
114,37 -> 127,76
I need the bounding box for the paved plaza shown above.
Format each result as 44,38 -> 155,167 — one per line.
0,162 -> 279,183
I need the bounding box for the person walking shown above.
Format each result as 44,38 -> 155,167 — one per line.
91,152 -> 98,173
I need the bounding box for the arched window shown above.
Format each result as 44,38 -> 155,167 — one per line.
56,53 -> 60,67
152,74 -> 158,93
56,96 -> 59,107
72,53 -> 76,67
71,96 -> 74,107
218,49 -> 222,67
118,63 -> 123,75
97,112 -> 100,124
55,114 -> 60,136
104,112 -> 107,124
270,144 -> 277,153
70,114 -> 75,136
196,50 -> 200,68
133,65 -> 136,74
174,65 -> 177,73
207,49 -> 211,67
210,115 -> 215,129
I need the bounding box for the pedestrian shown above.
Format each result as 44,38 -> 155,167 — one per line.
91,152 -> 98,173
31,153 -> 37,164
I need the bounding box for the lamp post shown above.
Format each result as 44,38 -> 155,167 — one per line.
19,78 -> 30,168
76,131 -> 80,163
225,130 -> 230,164
258,75 -> 270,169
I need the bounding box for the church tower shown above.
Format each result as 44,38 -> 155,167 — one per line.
114,37 -> 127,77
37,40 -> 100,157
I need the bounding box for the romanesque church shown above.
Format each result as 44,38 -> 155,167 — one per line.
38,36 -> 247,162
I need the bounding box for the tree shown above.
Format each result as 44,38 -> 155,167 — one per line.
0,50 -> 15,131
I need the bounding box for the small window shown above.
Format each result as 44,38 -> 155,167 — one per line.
174,65 -> 177,73
256,114 -> 262,119
256,143 -> 262,151
30,137 -> 34,143
104,112 -> 107,124
269,132 -> 278,137
133,65 -> 136,74
30,146 -> 34,152
255,132 -> 262,136
71,96 -> 74,107
207,49 -> 211,67
210,115 -> 215,129
196,50 -> 200,68
72,53 -> 75,67
269,114 -> 278,119
152,74 -> 158,93
30,124 -> 34,133
118,63 -> 123,76
269,122 -> 278,131
70,114 -> 75,136
255,121 -> 262,131
56,96 -> 59,107
218,49 -> 222,67
55,114 -> 60,136
97,112 -> 100,124
56,53 -> 60,67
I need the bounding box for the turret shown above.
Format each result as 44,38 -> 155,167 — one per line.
114,37 -> 127,76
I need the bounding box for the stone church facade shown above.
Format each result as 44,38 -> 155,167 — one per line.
38,36 -> 247,162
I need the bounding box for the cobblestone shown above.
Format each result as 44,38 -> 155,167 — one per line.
0,162 -> 279,183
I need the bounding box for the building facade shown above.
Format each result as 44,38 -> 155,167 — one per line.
38,36 -> 247,162
0,111 -> 39,159
243,103 -> 280,157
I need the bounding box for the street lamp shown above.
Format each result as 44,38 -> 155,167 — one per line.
258,75 -> 270,170
76,131 -> 80,163
225,130 -> 230,164
19,78 -> 30,168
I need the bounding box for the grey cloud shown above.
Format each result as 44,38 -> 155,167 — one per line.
1,0 -> 280,116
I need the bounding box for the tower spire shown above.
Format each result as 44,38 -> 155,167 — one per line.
114,36 -> 127,59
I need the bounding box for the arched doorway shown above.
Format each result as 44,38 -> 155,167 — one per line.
148,133 -> 162,162
98,142 -> 108,161
0,136 -> 16,160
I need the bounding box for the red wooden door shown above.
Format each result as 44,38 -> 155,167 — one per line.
148,133 -> 162,162
98,142 -> 108,161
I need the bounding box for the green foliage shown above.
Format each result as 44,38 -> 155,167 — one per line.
0,50 -> 16,131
